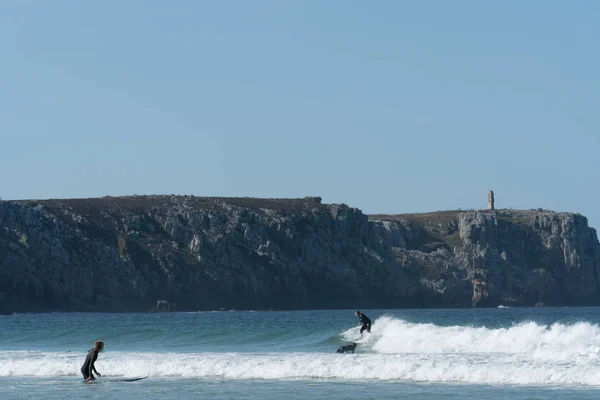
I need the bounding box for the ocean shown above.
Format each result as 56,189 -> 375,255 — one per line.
2,307 -> 600,399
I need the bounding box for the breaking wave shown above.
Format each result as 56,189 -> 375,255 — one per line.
3,316 -> 600,386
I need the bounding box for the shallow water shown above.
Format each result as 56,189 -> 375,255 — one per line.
2,307 -> 600,399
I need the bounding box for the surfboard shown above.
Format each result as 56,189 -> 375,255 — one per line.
110,375 -> 149,382
85,375 -> 149,383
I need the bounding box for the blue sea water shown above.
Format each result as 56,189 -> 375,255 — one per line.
2,307 -> 600,399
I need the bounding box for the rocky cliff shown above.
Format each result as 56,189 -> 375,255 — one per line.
1,196 -> 599,313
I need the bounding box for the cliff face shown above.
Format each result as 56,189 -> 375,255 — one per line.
371,210 -> 600,308
1,196 -> 599,313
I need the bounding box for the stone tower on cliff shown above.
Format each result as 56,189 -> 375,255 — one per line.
488,190 -> 495,210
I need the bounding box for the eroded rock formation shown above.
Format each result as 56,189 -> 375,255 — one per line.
0,196 -> 598,313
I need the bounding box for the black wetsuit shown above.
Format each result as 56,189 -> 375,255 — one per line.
81,348 -> 99,380
357,313 -> 371,334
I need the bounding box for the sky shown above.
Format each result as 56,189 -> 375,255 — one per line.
1,1 -> 599,227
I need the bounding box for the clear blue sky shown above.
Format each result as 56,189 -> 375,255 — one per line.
1,1 -> 599,227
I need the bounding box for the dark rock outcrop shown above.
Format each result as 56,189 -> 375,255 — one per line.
152,299 -> 176,312
0,196 -> 598,313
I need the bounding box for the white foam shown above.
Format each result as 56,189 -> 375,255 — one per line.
342,316 -> 600,362
2,350 -> 600,386
3,317 -> 600,386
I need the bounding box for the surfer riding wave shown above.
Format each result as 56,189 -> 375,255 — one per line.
355,311 -> 371,335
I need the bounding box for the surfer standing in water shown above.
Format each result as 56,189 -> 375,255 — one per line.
355,311 -> 371,335
81,340 -> 104,381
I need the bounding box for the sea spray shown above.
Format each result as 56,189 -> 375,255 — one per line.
341,316 -> 600,362
2,350 -> 600,385
3,311 -> 600,387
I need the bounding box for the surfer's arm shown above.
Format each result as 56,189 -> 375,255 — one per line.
92,361 -> 101,376
88,351 -> 99,378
